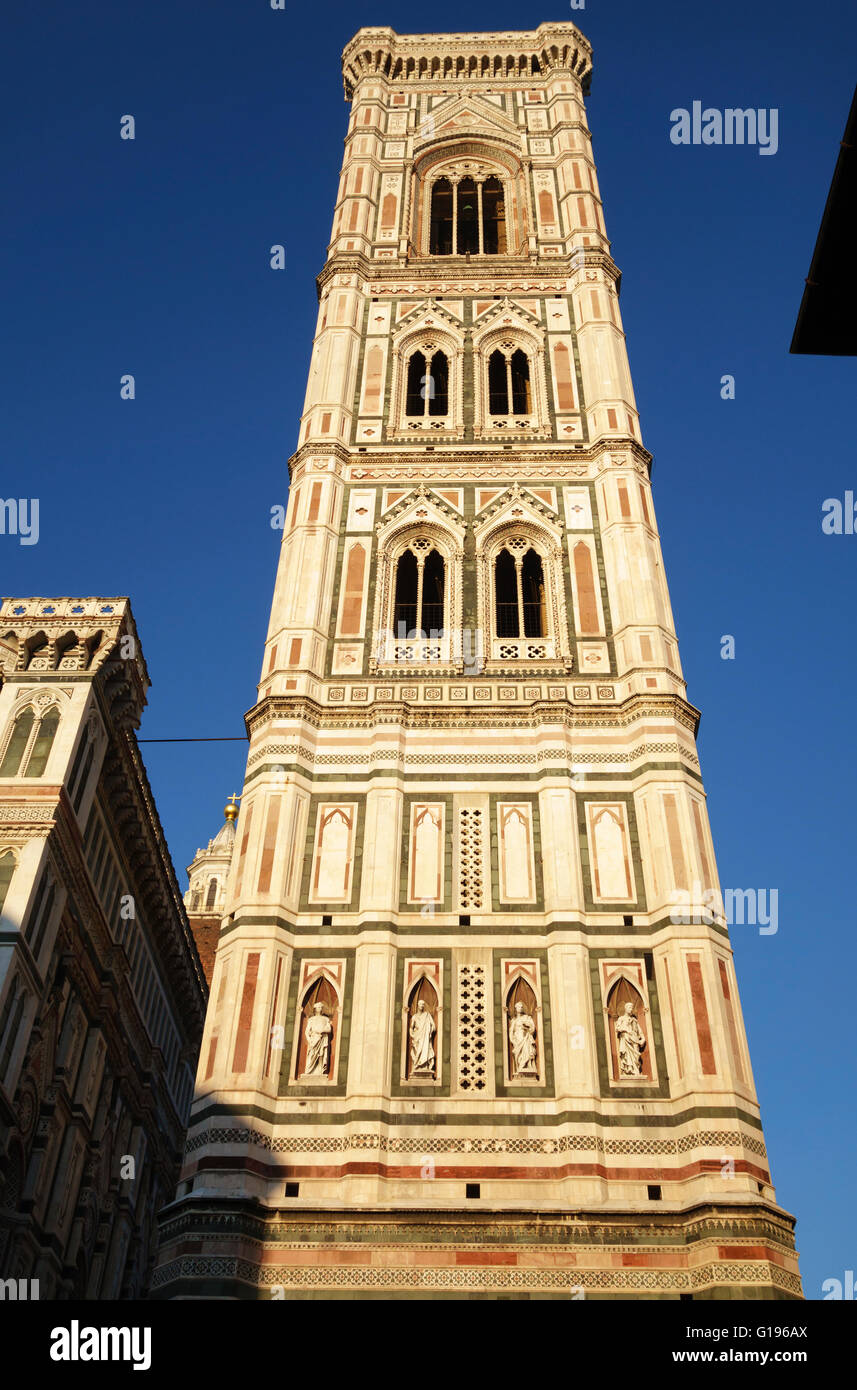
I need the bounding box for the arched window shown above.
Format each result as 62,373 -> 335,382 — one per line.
488,351 -> 508,414
393,548 -> 418,633
482,176 -> 506,254
0,708 -> 35,776
422,548 -> 445,632
0,850 -> 15,914
429,175 -> 508,255
521,548 -> 547,637
0,705 -> 60,779
428,352 -> 448,416
405,348 -> 449,418
493,541 -> 546,638
430,178 -> 453,254
205,877 -> 218,910
393,542 -> 445,636
24,707 -> 59,777
487,348 -> 531,414
295,976 -> 338,1080
511,350 -> 531,413
495,548 -> 518,636
405,351 -> 426,415
457,177 -> 478,254
405,976 -> 438,1080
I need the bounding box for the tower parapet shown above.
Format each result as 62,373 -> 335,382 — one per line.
341,24 -> 593,98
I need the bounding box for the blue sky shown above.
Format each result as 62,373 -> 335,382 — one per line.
3,0 -> 855,1298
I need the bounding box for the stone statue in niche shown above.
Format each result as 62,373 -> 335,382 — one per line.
409,999 -> 436,1076
301,1003 -> 333,1077
508,1000 -> 538,1077
615,1001 -> 647,1076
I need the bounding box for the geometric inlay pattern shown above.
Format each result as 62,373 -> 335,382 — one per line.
458,808 -> 484,909
152,1256 -> 801,1297
184,1127 -> 767,1158
457,965 -> 488,1091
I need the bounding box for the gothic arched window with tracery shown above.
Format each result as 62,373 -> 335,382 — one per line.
0,704 -> 60,778
488,348 -> 531,415
405,348 -> 449,417
493,539 -> 547,638
393,541 -> 446,636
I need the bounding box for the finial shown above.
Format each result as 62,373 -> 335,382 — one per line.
224,793 -> 240,823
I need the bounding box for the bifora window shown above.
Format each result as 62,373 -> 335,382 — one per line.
393,541 -> 446,636
0,705 -> 60,778
488,348 -> 532,415
494,540 -> 547,638
429,176 -> 507,255
405,349 -> 449,417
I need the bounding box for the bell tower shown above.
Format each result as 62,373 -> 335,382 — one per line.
154,23 -> 801,1300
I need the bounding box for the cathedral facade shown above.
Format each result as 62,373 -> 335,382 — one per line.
154,23 -> 801,1300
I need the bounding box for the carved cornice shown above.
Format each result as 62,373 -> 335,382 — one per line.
158,1197 -> 798,1248
341,24 -> 594,100
288,436 -> 652,483
315,247 -> 621,299
245,691 -> 701,739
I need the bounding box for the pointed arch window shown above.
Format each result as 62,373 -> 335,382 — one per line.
205,877 -> 218,910
0,705 -> 60,778
0,708 -> 35,776
405,348 -> 449,417
393,542 -> 446,637
494,540 -> 546,638
24,707 -> 59,777
487,348 -> 531,415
